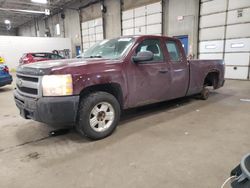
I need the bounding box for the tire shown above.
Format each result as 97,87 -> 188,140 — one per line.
200,88 -> 209,100
76,91 -> 121,140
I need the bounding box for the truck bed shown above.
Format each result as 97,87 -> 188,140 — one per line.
187,59 -> 225,96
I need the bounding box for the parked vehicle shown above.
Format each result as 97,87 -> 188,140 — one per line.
0,64 -> 12,87
19,52 -> 64,65
14,35 -> 225,140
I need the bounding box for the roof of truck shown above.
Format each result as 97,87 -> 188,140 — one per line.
120,35 -> 177,40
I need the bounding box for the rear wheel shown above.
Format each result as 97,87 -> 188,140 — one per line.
76,92 -> 121,140
200,88 -> 210,100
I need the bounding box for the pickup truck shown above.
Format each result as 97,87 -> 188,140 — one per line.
14,35 -> 225,140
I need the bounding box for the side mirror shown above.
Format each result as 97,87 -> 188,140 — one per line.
132,51 -> 154,63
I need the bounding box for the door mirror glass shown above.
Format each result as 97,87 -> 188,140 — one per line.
132,51 -> 154,63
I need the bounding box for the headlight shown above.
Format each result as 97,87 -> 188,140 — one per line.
42,74 -> 73,96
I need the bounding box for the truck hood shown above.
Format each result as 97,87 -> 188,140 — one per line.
16,58 -> 121,75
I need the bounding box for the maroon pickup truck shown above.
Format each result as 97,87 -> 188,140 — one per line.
14,35 -> 225,140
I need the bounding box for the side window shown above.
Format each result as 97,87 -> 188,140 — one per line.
166,41 -> 181,62
136,39 -> 163,62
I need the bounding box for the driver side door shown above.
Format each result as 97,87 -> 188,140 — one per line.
126,38 -> 172,108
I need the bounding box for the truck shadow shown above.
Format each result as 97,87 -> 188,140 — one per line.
53,90 -> 231,144
0,86 -> 13,92
11,91 -> 233,166
119,90 -> 223,125
15,91 -> 231,147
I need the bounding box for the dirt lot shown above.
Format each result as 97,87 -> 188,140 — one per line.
0,78 -> 249,188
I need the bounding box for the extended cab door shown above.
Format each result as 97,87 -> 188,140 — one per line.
164,39 -> 189,99
126,38 -> 172,107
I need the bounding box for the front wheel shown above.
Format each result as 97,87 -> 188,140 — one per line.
76,92 -> 121,140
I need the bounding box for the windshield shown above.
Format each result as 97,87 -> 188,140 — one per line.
83,37 -> 134,59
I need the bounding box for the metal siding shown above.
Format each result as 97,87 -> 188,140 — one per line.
123,28 -> 134,35
134,26 -> 146,34
135,16 -> 146,27
199,26 -> 225,41
146,2 -> 162,14
122,19 -> 134,29
200,12 -> 226,28
146,13 -> 162,25
122,1 -> 162,36
199,53 -> 224,59
81,17 -> 103,51
199,40 -> 224,53
225,38 -> 250,52
146,24 -> 162,34
226,23 -> 250,39
200,0 -> 227,15
225,66 -> 249,79
227,8 -> 250,24
134,6 -> 146,17
199,0 -> 250,80
228,0 -> 250,10
122,9 -> 134,20
224,53 -> 250,66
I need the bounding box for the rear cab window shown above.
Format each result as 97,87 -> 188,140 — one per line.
165,40 -> 181,62
49,54 -> 63,59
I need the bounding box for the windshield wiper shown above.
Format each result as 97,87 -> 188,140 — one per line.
85,55 -> 102,58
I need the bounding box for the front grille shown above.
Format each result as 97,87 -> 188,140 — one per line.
17,86 -> 38,95
17,75 -> 38,82
16,73 -> 40,98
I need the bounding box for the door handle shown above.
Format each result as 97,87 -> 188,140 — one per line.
158,70 -> 168,74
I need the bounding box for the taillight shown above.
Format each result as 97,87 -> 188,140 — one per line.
3,66 -> 9,73
22,54 -> 33,64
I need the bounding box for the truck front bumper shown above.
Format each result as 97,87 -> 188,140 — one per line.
14,90 -> 79,126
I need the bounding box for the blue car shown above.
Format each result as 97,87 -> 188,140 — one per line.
0,64 -> 12,87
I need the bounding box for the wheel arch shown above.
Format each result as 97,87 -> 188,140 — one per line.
203,70 -> 220,89
79,83 -> 124,109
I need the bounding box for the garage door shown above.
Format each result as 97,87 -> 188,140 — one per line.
122,1 -> 162,36
81,18 -> 104,51
80,3 -> 104,52
199,0 -> 250,80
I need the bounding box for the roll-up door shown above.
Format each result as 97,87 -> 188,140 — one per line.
80,4 -> 104,52
198,0 -> 250,80
81,18 -> 103,51
122,1 -> 162,36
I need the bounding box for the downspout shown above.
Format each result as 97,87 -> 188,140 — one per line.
222,0 -> 229,61
120,0 -> 123,36
78,9 -> 83,52
34,18 -> 37,37
101,0 -> 106,39
197,0 -> 201,59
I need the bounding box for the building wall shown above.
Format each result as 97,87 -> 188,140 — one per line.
18,21 -> 36,37
0,28 -> 17,36
0,36 -> 71,69
167,0 -> 200,57
17,0 -> 199,57
64,9 -> 81,57
18,10 -> 81,56
104,0 -> 121,39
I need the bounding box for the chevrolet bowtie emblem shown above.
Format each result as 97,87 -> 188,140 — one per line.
17,79 -> 23,87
